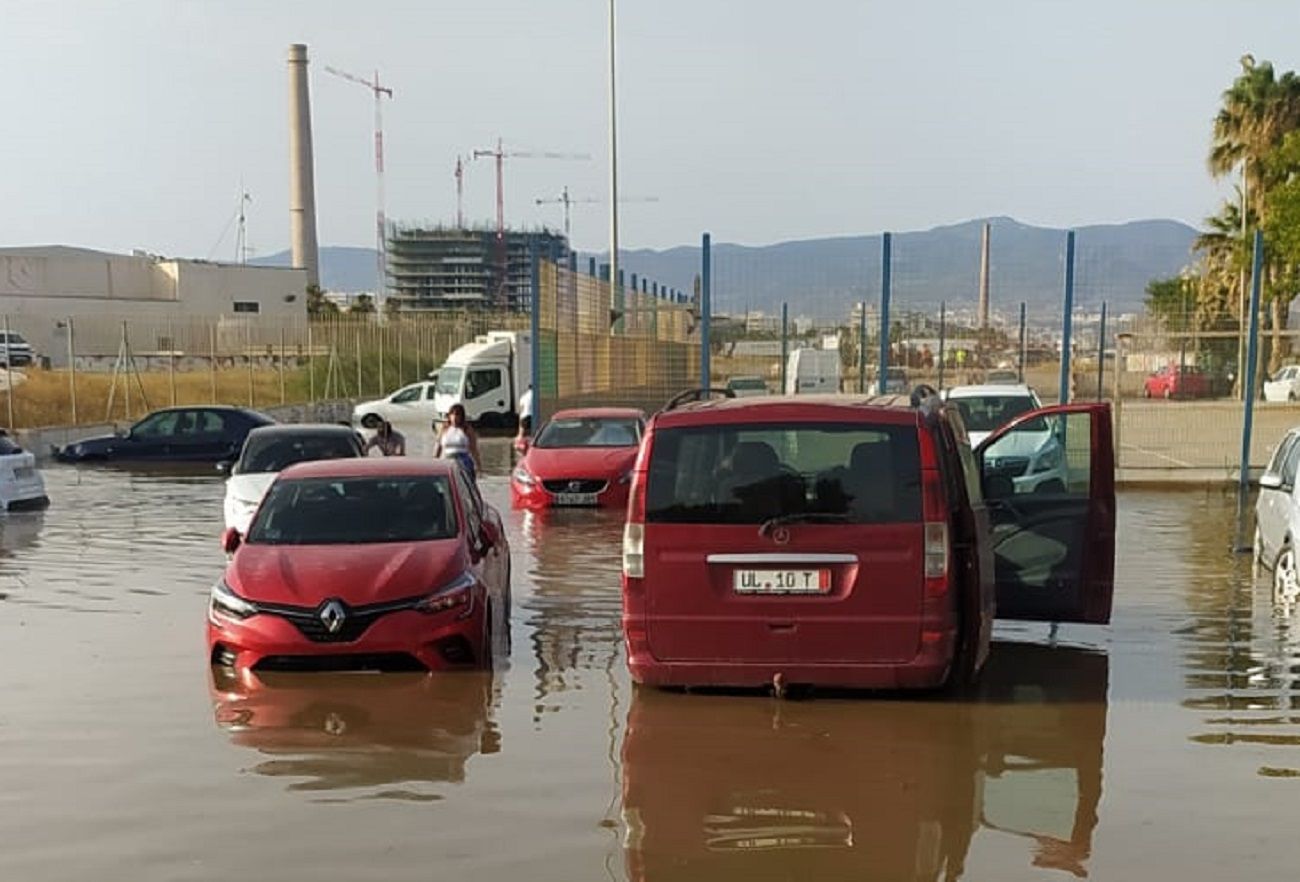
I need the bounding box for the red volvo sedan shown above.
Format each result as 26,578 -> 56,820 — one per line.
511,407 -> 646,509
208,458 -> 510,676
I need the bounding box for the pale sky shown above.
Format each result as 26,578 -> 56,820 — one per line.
2,0 -> 1297,258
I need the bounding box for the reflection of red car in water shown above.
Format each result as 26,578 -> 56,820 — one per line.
511,408 -> 645,510
1143,365 -> 1211,399
208,458 -> 511,675
209,670 -> 499,793
620,641 -> 1106,882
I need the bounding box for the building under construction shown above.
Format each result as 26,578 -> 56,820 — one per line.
387,225 -> 568,312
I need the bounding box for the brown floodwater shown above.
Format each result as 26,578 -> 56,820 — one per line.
2,442 -> 1299,880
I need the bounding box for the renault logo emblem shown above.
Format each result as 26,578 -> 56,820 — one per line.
319,599 -> 347,634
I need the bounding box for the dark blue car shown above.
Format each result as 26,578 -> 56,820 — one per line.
56,406 -> 275,464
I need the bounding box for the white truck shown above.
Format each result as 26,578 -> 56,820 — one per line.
784,348 -> 841,395
430,330 -> 533,427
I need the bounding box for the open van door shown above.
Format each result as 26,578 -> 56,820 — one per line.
975,403 -> 1115,624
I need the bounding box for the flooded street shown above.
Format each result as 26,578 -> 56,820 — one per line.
2,442 -> 1300,880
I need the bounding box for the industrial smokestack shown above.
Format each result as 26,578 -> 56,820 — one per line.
977,221 -> 991,330
287,43 -> 321,289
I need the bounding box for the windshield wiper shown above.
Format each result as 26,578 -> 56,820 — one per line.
758,512 -> 853,537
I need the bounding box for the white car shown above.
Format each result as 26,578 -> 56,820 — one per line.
0,433 -> 48,511
352,381 -> 440,428
221,424 -> 363,534
1264,366 -> 1300,403
945,384 -> 1067,493
1256,427 -> 1300,601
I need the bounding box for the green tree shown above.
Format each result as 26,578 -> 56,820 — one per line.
305,284 -> 338,317
349,294 -> 376,315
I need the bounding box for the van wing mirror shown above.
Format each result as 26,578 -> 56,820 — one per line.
1261,473 -> 1284,490
220,527 -> 242,554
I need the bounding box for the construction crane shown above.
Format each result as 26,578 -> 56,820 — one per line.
472,139 -> 590,306
325,64 -> 393,308
535,186 -> 658,244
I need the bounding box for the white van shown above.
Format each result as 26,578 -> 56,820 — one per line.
784,348 -> 841,395
430,331 -> 532,427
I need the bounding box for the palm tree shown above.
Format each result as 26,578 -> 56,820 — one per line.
1208,56 -> 1300,373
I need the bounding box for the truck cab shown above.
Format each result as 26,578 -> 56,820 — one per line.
431,331 -> 532,428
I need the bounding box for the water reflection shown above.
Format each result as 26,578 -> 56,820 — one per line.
209,670 -> 500,801
620,641 -> 1107,882
515,507 -> 624,719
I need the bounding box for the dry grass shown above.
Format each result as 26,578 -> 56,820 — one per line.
4,368 -> 304,429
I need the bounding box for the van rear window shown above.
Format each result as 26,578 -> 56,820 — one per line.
645,422 -> 922,524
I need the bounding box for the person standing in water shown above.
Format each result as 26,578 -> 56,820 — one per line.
434,404 -> 481,480
365,420 -> 406,456
515,384 -> 534,446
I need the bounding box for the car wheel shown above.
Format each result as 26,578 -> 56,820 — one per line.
1275,544 -> 1300,605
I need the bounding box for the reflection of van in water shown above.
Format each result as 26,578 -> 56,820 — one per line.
784,349 -> 841,395
621,641 -> 1107,882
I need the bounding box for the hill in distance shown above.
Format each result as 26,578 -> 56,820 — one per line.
260,217 -> 1198,320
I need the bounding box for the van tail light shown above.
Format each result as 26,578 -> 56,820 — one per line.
921,467 -> 949,596
623,523 -> 645,579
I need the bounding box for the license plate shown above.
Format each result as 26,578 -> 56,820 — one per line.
733,569 -> 831,595
553,492 -> 598,507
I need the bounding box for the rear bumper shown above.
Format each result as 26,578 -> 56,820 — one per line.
623,619 -> 956,690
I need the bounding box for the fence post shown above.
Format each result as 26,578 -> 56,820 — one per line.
878,232 -> 892,394
780,302 -> 789,394
1097,301 -> 1107,401
1018,302 -> 1027,383
246,319 -> 254,408
3,316 -> 13,432
66,317 -> 77,426
279,326 -> 287,405
701,232 -> 712,390
857,300 -> 867,393
938,302 -> 947,391
1058,231 -> 1076,404
531,242 -> 542,426
1236,229 -> 1265,551
168,319 -> 177,407
209,323 -> 218,404
307,323 -> 315,404
378,320 -> 385,395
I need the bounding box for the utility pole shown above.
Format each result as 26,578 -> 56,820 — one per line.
607,0 -> 620,335
324,64 -> 393,309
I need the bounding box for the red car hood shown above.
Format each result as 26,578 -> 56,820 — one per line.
522,445 -> 637,480
228,540 -> 466,607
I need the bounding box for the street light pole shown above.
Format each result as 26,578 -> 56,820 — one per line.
607,0 -> 620,336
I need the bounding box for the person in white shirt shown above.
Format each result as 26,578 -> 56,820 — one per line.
516,385 -> 534,443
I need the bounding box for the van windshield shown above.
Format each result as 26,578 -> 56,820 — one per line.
434,367 -> 463,396
645,422 -> 921,524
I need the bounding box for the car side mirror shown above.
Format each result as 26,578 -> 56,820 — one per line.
1261,473 -> 1284,490
116,427 -> 130,439
479,521 -> 501,549
215,460 -> 233,475
220,527 -> 242,554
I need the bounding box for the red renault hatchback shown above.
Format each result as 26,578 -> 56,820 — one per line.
511,407 -> 646,509
621,392 -> 1115,691
208,458 -> 510,676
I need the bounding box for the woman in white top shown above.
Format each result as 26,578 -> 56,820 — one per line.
433,404 -> 481,481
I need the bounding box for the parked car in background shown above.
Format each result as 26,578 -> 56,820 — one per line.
512,408 -> 646,509
0,332 -> 34,367
353,381 -> 439,429
1255,427 -> 1300,601
942,384 -> 1042,447
55,406 -> 273,464
222,424 -> 364,534
209,458 -> 510,675
872,366 -> 909,395
985,369 -> 1020,385
0,432 -> 48,511
1264,366 -> 1300,403
1143,364 -> 1212,399
621,394 -> 1115,691
725,376 -> 768,398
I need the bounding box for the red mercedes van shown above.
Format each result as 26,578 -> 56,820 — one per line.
620,393 -> 1114,690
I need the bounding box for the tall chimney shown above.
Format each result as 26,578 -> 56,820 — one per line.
977,221 -> 991,330
287,43 -> 320,289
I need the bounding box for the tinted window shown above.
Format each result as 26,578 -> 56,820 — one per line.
237,433 -> 360,474
391,385 -> 422,403
465,369 -> 501,399
950,395 -> 1037,433
1267,434 -> 1298,477
248,476 -> 458,545
536,417 -> 642,448
132,411 -> 181,438
1282,441 -> 1300,490
646,422 -> 922,524
728,378 -> 766,391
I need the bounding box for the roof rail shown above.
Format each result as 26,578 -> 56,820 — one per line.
661,387 -> 736,413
